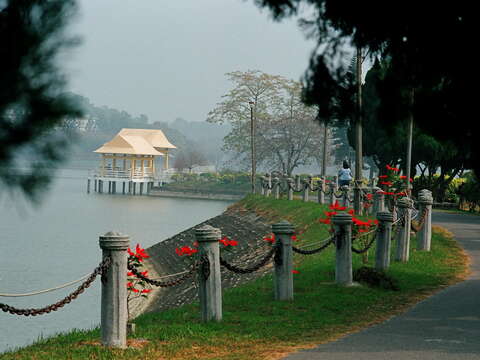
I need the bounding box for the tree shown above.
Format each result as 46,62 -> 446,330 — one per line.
0,0 -> 81,200
253,1 -> 479,174
174,149 -> 208,173
207,71 -> 324,175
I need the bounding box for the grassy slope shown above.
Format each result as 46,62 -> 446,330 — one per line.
1,196 -> 468,360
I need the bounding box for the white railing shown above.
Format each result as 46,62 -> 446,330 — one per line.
90,167 -> 155,181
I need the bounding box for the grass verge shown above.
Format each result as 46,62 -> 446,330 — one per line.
1,195 -> 468,360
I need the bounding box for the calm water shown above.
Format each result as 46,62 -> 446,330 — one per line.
0,169 -> 232,353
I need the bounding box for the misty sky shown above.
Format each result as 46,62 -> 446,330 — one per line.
65,0 -> 316,123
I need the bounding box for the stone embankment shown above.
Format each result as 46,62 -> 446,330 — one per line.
149,189 -> 245,201
139,203 -> 276,315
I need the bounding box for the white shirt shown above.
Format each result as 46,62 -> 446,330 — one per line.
338,168 -> 352,181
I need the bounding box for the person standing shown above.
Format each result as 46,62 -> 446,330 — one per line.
338,160 -> 353,187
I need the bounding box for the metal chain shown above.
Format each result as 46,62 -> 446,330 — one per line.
220,245 -> 277,274
292,237 -> 334,255
352,230 -> 378,254
127,257 -> 199,288
0,257 -> 111,317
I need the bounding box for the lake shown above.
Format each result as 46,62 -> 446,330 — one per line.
0,168 -> 233,353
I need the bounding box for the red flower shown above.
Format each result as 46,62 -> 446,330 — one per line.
127,248 -> 135,257
228,240 -> 238,246
319,218 -> 331,224
141,289 -> 151,294
348,208 -> 355,215
380,181 -> 393,187
378,175 -> 388,179
219,237 -> 229,246
127,271 -> 134,276
175,246 -> 198,256
263,234 -> 275,243
292,270 -> 300,274
386,164 -> 399,172
141,270 -> 148,277
291,235 -> 297,241
330,200 -> 347,211
127,282 -> 134,288
132,288 -> 139,293
366,193 -> 373,200
192,241 -> 199,247
374,219 -> 379,225
135,244 -> 150,259
324,210 -> 337,217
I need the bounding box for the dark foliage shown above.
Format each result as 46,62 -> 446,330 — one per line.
254,1 -> 479,174
0,0 -> 81,200
353,266 -> 399,291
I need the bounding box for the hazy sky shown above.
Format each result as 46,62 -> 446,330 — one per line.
65,0 -> 315,123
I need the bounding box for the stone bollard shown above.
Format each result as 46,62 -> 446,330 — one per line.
341,185 -> 349,208
287,178 -> 294,200
332,213 -> 353,286
318,177 -> 325,204
375,212 -> 393,270
295,175 -> 301,191
417,191 -> 433,251
330,181 -> 338,205
395,197 -> 412,262
302,179 -> 310,202
196,225 -> 222,322
99,231 -> 129,348
272,220 -> 295,301
273,177 -> 280,199
372,188 -> 384,216
266,173 -> 272,197
260,175 -> 266,196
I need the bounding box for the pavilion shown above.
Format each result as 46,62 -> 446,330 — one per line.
90,128 -> 176,195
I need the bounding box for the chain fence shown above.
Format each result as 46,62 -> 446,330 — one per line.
0,257 -> 111,317
220,245 -> 277,274
127,255 -> 205,288
292,237 -> 334,255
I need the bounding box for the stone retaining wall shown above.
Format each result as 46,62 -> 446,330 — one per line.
140,204 -> 277,315
149,189 -> 245,201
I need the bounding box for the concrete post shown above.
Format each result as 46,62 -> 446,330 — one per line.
330,181 -> 338,205
395,197 -> 412,262
334,175 -> 338,187
273,177 -> 280,199
272,220 -> 295,301
318,177 -> 325,204
266,173 -> 272,197
196,225 -> 222,322
295,175 -> 301,191
260,176 -> 266,196
99,231 -> 129,348
287,178 -> 294,200
417,191 -> 433,251
332,213 -> 353,286
302,179 -> 309,202
341,186 -> 349,208
375,211 -> 393,270
372,188 -> 384,216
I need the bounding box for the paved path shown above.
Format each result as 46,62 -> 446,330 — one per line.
284,211 -> 480,360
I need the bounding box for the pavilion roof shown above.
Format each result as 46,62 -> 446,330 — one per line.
94,128 -> 176,155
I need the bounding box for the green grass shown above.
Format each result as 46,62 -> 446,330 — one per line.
1,195 -> 467,360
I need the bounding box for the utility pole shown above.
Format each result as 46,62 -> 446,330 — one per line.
249,101 -> 256,194
354,47 -> 363,214
322,120 -> 328,177
406,88 -> 414,196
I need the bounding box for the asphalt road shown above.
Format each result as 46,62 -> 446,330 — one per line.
283,211 -> 480,360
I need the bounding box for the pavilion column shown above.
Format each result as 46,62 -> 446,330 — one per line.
102,155 -> 106,177
163,150 -> 169,170
141,158 -> 144,177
